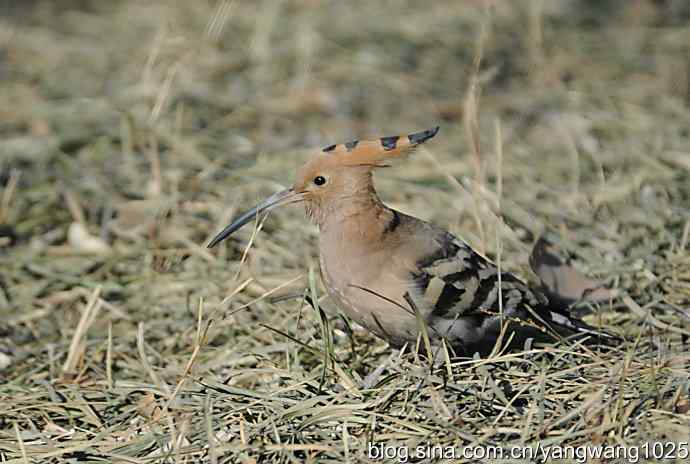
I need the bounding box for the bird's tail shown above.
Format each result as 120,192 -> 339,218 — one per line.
547,309 -> 622,345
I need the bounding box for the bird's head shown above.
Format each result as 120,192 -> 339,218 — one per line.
207,126 -> 440,248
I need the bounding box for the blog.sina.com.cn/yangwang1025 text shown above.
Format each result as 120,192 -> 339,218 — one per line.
367,441 -> 690,463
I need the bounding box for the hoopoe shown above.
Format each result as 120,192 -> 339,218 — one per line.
208,127 -> 617,355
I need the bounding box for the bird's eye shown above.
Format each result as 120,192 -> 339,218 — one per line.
313,175 -> 326,186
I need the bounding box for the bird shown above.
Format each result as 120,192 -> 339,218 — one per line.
208,126 -> 618,356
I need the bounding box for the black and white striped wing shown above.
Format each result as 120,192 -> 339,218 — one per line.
410,230 -> 620,345
412,232 -> 557,329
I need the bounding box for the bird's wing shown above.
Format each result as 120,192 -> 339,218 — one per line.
410,230 -> 607,340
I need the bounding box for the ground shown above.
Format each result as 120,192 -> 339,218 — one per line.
1,1 -> 690,463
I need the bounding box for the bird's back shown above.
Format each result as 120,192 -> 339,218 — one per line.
375,210 -> 614,354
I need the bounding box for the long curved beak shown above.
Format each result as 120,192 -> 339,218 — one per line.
207,188 -> 298,248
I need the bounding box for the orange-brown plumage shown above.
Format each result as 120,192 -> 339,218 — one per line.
208,126 -> 618,355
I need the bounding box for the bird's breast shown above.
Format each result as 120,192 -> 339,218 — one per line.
318,240 -> 420,346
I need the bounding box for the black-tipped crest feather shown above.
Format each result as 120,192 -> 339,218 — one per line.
408,126 -> 440,145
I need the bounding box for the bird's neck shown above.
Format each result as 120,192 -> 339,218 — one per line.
316,192 -> 406,291
318,193 -> 396,246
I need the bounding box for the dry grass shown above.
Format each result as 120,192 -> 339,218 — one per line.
1,1 -> 690,462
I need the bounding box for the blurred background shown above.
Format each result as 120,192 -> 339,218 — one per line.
1,0 -> 690,461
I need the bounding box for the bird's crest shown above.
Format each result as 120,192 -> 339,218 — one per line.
320,126 -> 439,166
